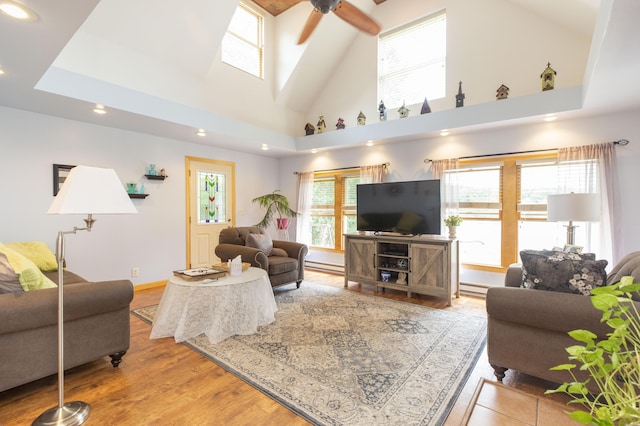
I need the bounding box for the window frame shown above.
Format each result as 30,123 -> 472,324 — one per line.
221,2 -> 264,79
310,169 -> 360,252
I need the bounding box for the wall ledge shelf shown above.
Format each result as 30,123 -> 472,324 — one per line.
145,174 -> 166,180
129,193 -> 149,199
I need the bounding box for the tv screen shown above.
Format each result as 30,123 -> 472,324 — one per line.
357,180 -> 441,235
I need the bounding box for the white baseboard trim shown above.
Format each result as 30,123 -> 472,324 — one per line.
305,260 -> 344,274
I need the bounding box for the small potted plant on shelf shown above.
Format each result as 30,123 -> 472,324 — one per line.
252,190 -> 298,230
546,276 -> 640,426
444,215 -> 462,238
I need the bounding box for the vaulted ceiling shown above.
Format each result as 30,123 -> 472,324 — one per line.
0,0 -> 638,157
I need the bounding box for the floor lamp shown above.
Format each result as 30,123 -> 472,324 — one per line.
547,193 -> 600,245
34,166 -> 137,426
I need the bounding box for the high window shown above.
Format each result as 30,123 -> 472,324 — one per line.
378,11 -> 446,109
221,3 -> 264,79
310,171 -> 360,251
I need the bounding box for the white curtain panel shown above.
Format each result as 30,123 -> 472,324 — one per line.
557,143 -> 621,263
359,164 -> 387,183
432,158 -> 460,235
296,171 -> 314,246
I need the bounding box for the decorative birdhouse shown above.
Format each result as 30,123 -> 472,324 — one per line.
317,115 -> 326,133
540,62 -> 556,91
496,84 -> 510,100
398,102 -> 410,118
456,81 -> 465,108
378,100 -> 387,121
336,117 -> 345,130
304,122 -> 315,135
357,111 -> 366,126
420,97 -> 431,114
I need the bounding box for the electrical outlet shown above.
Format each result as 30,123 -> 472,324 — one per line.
131,267 -> 139,277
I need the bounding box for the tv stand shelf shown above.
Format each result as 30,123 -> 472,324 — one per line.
344,233 -> 459,305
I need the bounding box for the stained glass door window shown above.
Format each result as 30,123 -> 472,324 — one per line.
197,172 -> 227,224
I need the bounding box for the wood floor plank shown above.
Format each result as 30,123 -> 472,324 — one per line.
0,270 -> 573,425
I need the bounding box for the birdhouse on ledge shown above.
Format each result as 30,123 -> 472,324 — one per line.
357,111 -> 366,126
304,122 -> 315,135
540,62 -> 557,91
398,102 -> 410,118
317,115 -> 326,133
336,117 -> 345,130
496,84 -> 510,100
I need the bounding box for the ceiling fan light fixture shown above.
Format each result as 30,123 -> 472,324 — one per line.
310,0 -> 340,14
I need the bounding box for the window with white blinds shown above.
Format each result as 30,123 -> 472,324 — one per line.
378,11 -> 446,109
221,3 -> 264,79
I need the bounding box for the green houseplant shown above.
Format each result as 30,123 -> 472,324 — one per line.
546,276 -> 640,425
252,190 -> 298,230
444,215 -> 463,227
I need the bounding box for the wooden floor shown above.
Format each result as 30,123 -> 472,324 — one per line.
0,270 -> 578,425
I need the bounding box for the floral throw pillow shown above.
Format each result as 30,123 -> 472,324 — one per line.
520,249 -> 607,295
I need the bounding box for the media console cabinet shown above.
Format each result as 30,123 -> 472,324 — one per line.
344,233 -> 460,305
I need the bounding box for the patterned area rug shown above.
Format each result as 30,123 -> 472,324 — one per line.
132,283 -> 486,425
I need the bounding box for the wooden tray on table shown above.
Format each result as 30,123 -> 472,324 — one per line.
173,267 -> 227,281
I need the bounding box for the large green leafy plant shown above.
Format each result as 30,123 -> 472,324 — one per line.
546,276 -> 640,425
252,190 -> 298,229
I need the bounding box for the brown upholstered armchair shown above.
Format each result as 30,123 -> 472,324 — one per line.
215,226 -> 308,288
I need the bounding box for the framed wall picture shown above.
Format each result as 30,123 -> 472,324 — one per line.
53,164 -> 75,196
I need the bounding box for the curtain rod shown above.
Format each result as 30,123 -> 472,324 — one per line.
293,162 -> 389,175
423,139 -> 629,163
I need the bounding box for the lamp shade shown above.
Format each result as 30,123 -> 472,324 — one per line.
47,166 -> 137,215
547,193 -> 600,222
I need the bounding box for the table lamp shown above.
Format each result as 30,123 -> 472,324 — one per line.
34,166 -> 137,426
547,193 -> 600,245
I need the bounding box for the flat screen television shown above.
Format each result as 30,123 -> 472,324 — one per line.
356,179 -> 441,235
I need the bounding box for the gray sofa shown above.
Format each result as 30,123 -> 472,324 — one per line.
0,269 -> 134,392
486,251 -> 640,388
215,226 -> 308,288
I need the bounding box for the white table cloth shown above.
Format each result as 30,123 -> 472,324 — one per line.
150,267 -> 277,344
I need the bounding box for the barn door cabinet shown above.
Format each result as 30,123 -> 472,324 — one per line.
344,233 -> 459,306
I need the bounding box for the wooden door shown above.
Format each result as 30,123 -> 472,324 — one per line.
186,157 -> 235,268
410,243 -> 447,294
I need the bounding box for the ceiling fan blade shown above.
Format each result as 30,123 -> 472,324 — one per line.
333,0 -> 381,36
298,9 -> 323,44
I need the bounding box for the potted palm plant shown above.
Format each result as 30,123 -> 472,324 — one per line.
444,215 -> 462,238
252,190 -> 298,230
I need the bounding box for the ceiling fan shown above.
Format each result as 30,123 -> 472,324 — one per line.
298,0 -> 381,44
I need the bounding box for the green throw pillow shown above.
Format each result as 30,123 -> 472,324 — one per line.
5,241 -> 58,271
0,243 -> 57,292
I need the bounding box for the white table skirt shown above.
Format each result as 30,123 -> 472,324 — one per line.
150,267 -> 277,344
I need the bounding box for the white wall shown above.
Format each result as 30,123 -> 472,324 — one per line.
279,108 -> 640,284
304,0 -> 591,132
0,106 -> 280,285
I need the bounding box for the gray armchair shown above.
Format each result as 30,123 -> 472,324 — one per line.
215,226 -> 308,288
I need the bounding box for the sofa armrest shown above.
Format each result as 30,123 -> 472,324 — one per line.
0,280 -> 133,335
215,243 -> 269,270
504,263 -> 522,287
486,287 -> 611,337
273,240 -> 308,261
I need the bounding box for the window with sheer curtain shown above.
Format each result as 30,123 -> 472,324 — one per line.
444,153 -> 610,270
221,3 -> 264,79
378,11 -> 446,109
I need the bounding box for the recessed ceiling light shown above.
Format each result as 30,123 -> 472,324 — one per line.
0,1 -> 38,21
0,67 -> 5,76
93,104 -> 107,115
366,140 -> 374,147
544,114 -> 557,122
261,144 -> 269,151
196,129 -> 206,136
440,129 -> 450,136
311,149 -> 318,154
